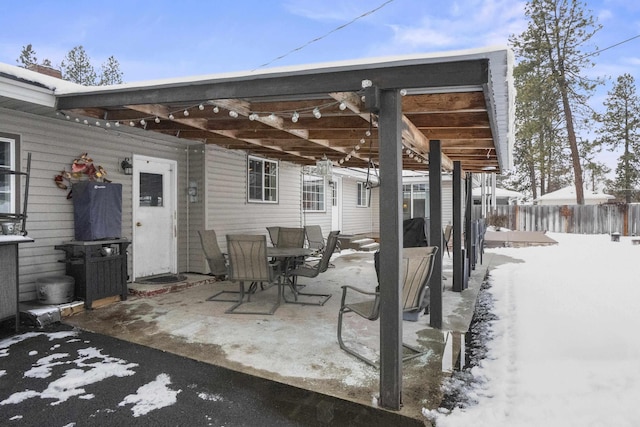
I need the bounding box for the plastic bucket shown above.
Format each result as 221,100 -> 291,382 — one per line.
36,275 -> 75,305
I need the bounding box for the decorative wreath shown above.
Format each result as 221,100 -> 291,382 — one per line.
54,153 -> 110,199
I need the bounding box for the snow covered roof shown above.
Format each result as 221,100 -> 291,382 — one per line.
535,185 -> 615,202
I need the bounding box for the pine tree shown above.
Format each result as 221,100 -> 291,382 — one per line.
595,73 -> 640,202
17,44 -> 38,68
510,0 -> 602,204
60,46 -> 98,85
99,56 -> 124,85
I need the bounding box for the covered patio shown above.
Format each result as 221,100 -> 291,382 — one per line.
63,248 -> 507,421
50,46 -> 514,411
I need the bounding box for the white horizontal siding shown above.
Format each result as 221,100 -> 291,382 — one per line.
339,176 -> 376,235
2,107 -> 189,301
204,146 -> 305,254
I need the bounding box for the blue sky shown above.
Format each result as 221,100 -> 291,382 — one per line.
1,0 -> 639,172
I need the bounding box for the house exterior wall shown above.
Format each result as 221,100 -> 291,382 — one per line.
1,107 -> 189,301
339,175 -> 377,235
202,145 -> 335,259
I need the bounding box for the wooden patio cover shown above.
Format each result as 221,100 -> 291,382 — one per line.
55,48 -> 513,174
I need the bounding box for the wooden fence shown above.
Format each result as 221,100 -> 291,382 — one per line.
472,203 -> 640,236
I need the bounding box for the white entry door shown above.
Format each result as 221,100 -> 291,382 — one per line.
132,155 -> 177,279
331,177 -> 342,231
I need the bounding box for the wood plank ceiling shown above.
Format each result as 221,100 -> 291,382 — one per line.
55,56 -> 506,174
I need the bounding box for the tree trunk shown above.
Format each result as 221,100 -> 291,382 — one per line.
559,87 -> 585,204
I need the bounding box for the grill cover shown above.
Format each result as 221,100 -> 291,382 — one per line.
73,182 -> 122,241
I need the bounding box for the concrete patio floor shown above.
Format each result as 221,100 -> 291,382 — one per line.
62,249 -> 509,422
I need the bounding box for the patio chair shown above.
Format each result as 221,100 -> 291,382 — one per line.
276,227 -> 305,248
267,226 -> 280,247
198,229 -> 228,278
443,224 -> 452,257
219,234 -> 282,315
337,246 -> 438,367
284,230 -> 340,306
305,225 -> 326,254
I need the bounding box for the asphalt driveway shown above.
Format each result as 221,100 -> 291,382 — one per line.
0,322 -> 422,426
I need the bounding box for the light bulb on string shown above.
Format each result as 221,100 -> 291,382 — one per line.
360,138 -> 366,144
354,145 -> 360,150
365,130 -> 371,137
312,107 -> 321,119
106,122 -> 111,128
249,113 -> 258,121
129,121 -> 135,126
291,111 -> 299,123
95,121 -> 101,126
65,115 -> 70,120
155,117 -> 161,124
213,106 -> 219,113
114,121 -> 120,127
183,110 -> 189,117
140,119 -> 146,126
229,110 -> 239,118
169,114 -> 175,120
75,118 -> 80,122
198,104 -> 204,110
400,89 -> 407,96
339,102 -> 347,111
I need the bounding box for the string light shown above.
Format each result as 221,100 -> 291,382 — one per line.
229,110 -> 239,118
213,106 -> 219,113
312,107 -> 321,119
198,104 -> 204,110
155,117 -> 161,123
291,111 -> 299,123
183,110 -> 189,116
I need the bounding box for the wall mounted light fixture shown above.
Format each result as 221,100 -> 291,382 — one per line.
121,157 -> 133,175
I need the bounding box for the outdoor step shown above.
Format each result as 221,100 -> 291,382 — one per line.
359,242 -> 380,252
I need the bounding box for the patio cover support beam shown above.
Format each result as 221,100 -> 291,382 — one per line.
378,88 -> 403,411
453,161 -> 464,292
429,140 -> 443,329
465,173 -> 473,284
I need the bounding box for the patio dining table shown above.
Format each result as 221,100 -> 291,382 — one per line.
267,247 -> 315,295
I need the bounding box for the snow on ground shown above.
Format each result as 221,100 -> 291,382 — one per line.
427,232 -> 640,427
0,331 -> 181,417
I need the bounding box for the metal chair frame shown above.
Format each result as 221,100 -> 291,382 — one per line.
217,234 -> 282,315
337,246 -> 438,367
283,230 -> 340,306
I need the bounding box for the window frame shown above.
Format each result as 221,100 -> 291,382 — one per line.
356,182 -> 369,207
302,173 -> 326,212
0,133 -> 19,215
247,155 -> 279,204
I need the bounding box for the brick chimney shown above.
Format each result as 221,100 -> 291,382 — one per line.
27,64 -> 62,79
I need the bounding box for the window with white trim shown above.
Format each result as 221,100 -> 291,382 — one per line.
248,156 -> 278,203
302,174 -> 325,212
0,134 -> 17,214
357,182 -> 369,207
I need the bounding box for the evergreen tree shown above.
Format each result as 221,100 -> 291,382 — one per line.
60,46 -> 97,85
511,57 -> 571,199
17,44 -> 37,68
99,56 -> 124,85
510,0 -> 602,204
595,73 -> 640,202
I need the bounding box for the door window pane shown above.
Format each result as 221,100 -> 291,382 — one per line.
139,172 -> 163,207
